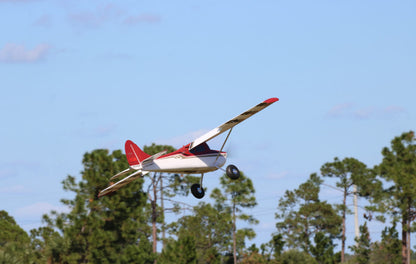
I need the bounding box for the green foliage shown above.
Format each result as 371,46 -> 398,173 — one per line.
0,210 -> 30,247
349,222 -> 371,264
310,232 -> 339,264
42,149 -> 154,263
4,130 -> 416,263
240,244 -> 278,264
279,249 -> 317,264
168,202 -> 231,263
276,174 -> 341,253
0,211 -> 32,263
374,131 -> 416,264
321,157 -> 375,197
370,223 -> 401,264
321,156 -> 374,262
211,171 -> 258,262
29,226 -> 67,263
159,235 -> 197,264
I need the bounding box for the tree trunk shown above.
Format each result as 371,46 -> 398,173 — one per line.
401,217 -> 408,264
152,173 -> 158,263
160,175 -> 166,250
407,225 -> 410,264
233,201 -> 237,264
341,190 -> 346,262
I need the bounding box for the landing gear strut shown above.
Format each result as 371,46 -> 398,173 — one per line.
191,165 -> 240,199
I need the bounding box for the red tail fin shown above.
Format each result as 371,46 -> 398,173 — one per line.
125,140 -> 150,166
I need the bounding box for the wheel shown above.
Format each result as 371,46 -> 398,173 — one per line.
191,183 -> 205,199
226,164 -> 240,180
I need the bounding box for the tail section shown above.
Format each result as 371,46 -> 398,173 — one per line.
125,140 -> 151,166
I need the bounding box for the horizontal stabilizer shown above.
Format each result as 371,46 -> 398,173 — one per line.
98,170 -> 149,197
110,167 -> 134,180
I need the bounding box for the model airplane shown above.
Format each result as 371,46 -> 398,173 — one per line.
98,97 -> 279,199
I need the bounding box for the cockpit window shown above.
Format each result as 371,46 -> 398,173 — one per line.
189,143 -> 210,154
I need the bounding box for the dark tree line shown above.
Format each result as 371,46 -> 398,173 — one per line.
1,131 -> 416,264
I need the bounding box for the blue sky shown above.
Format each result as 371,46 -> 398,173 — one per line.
1,0 -> 415,252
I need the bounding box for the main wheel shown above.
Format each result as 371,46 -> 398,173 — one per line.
226,164 -> 240,180
191,183 -> 205,199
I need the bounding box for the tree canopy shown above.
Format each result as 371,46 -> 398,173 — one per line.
3,131 -> 416,263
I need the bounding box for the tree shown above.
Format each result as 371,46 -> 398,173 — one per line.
259,233 -> 285,262
168,202 -> 232,263
0,210 -> 32,263
158,235 -> 197,264
143,143 -> 199,254
349,222 -> 371,264
310,232 -> 339,264
275,174 -> 342,253
43,149 -> 154,263
320,157 -> 374,262
29,225 -> 67,263
143,143 -> 176,255
374,131 -> 416,264
211,171 -> 258,263
380,223 -> 401,264
279,249 -> 317,264
240,244 -> 277,264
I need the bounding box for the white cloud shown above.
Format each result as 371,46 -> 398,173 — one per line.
327,103 -> 407,120
0,168 -> 17,179
0,185 -> 27,193
14,202 -> 68,218
0,0 -> 40,2
68,4 -> 124,28
33,14 -> 52,28
326,103 -> 354,118
265,171 -> 289,180
123,14 -> 161,25
0,43 -> 51,63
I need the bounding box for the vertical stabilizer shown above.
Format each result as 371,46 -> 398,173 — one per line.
125,140 -> 150,166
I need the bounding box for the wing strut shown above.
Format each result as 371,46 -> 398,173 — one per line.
215,127 -> 233,163
189,97 -> 278,150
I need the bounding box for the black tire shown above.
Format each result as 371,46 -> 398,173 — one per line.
191,183 -> 205,199
226,164 -> 240,180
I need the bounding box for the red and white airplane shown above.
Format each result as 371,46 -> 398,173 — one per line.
98,97 -> 279,199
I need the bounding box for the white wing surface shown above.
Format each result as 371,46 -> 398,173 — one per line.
189,97 -> 279,150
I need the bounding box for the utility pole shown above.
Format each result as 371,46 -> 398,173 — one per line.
353,184 -> 359,244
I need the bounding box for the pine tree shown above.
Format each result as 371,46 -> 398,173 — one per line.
159,235 -> 197,264
349,222 -> 371,264
42,149 -> 154,263
374,131 -> 416,264
320,157 -> 373,262
0,210 -> 32,263
310,232 -> 339,264
169,202 -> 232,263
275,174 -> 342,253
371,223 -> 401,264
211,171 -> 258,263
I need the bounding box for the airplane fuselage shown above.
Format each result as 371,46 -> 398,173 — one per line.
141,143 -> 227,174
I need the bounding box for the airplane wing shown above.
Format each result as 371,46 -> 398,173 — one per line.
189,97 -> 279,150
98,170 -> 149,197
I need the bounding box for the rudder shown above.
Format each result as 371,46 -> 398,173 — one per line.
125,140 -> 151,166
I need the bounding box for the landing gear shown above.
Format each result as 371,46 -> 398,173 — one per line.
191,183 -> 205,199
226,164 -> 240,180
